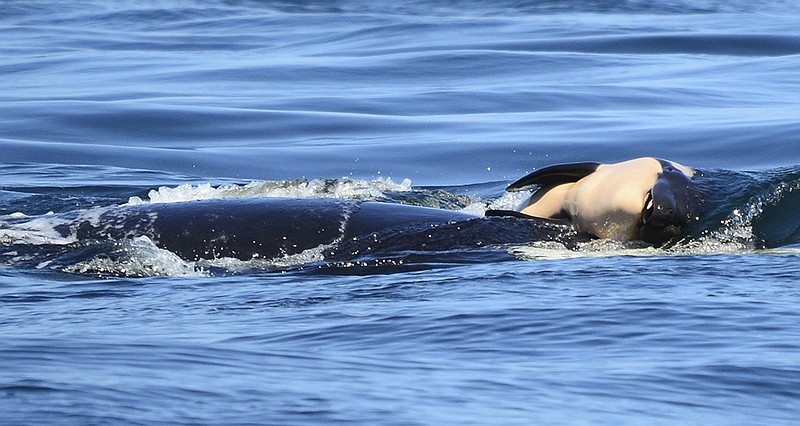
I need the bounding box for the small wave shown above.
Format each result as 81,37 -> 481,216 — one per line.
509,236 -> 758,261
497,34 -> 800,57
55,239 -> 335,278
124,176 -> 497,213
688,166 -> 800,249
460,190 -> 529,216
253,0 -> 777,15
126,177 -> 413,205
0,213 -> 77,246
198,244 -> 330,274
60,237 -> 208,278
509,240 -> 659,261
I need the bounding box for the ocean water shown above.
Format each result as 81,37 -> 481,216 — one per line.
2,0 -> 800,424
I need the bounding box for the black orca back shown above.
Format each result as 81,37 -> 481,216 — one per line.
63,198 -> 478,261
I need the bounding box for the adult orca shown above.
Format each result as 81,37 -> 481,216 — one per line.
487,157 -> 702,245
2,157 -> 703,264
42,197 -> 573,262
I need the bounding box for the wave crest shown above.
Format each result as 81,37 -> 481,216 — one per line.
126,177 -> 414,205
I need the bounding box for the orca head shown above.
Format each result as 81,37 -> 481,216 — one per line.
639,160 -> 701,246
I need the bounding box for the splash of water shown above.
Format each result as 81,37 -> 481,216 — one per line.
126,177 -> 414,205
61,236 -> 208,278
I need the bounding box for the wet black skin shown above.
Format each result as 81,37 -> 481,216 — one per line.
639,160 -> 702,246
53,197 -> 573,261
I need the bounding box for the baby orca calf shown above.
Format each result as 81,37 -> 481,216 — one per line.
488,157 -> 702,246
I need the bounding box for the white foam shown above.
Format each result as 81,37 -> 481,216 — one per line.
764,246 -> 800,255
509,240 -> 661,261
197,243 -> 330,273
61,236 -> 208,278
460,191 -> 529,215
126,177 -> 414,205
0,214 -> 77,246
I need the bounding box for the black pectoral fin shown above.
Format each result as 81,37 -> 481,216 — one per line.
485,209 -> 536,219
506,162 -> 601,192
485,209 -> 572,226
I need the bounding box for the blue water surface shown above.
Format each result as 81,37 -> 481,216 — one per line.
2,0 -> 800,424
